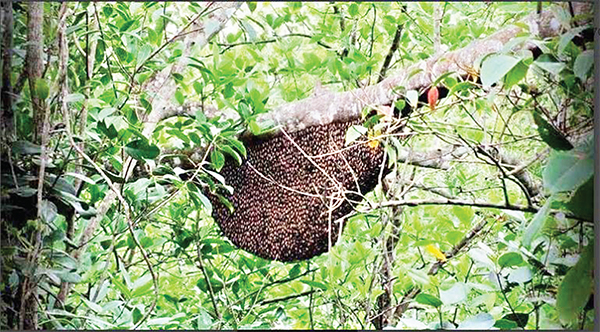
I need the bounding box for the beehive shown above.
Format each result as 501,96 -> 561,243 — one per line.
209,120 -> 384,262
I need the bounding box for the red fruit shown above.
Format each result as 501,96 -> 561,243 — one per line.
428,86 -> 439,111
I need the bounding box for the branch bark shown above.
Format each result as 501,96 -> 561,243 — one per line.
26,2 -> 44,143
1,0 -> 14,141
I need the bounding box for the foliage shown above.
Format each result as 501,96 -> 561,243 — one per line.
0,2 -> 594,330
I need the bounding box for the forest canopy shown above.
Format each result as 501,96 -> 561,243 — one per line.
0,2 -> 595,330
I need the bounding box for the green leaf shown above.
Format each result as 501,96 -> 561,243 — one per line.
132,307 -> 143,324
81,297 -> 103,313
557,26 -> 587,55
468,248 -> 495,270
137,44 -> 152,65
507,266 -> 532,284
415,293 -> 443,308
348,3 -> 359,16
299,280 -> 327,291
565,177 -> 593,221
533,54 -> 565,76
66,93 -> 85,103
345,125 -> 368,146
40,200 -> 57,224
480,54 -> 520,87
573,50 -> 593,81
503,60 -> 529,89
193,81 -> 204,95
288,264 -> 301,278
64,172 -> 96,185
452,206 -> 473,223
501,313 -> 529,328
115,47 -> 129,62
407,268 -> 431,285
124,139 -> 160,160
522,197 -> 552,248
220,145 -> 242,165
97,120 -> 118,139
457,313 -> 495,330
57,271 -> 82,283
12,141 -> 41,154
497,252 -> 523,268
248,120 -> 261,135
532,111 -> 573,151
111,275 -> 131,299
210,149 -> 225,171
246,2 -> 257,12
440,282 -> 467,305
174,89 -> 185,105
406,90 -> 418,108
119,19 -> 135,32
35,78 -> 49,100
225,137 -> 247,158
493,319 -> 518,329
556,244 -> 594,325
543,141 -> 594,194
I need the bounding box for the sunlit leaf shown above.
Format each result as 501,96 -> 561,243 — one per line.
480,54 -> 520,87
457,313 -> 495,329
497,252 -> 523,268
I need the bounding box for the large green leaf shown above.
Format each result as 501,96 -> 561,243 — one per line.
210,149 -> 225,171
532,111 -> 573,151
565,177 -> 593,221
480,54 -> 520,87
440,282 -> 467,305
543,138 -> 594,194
497,252 -> 523,268
573,50 -> 593,81
556,244 -> 594,325
415,293 -> 443,308
124,139 -> 160,160
522,197 -> 552,249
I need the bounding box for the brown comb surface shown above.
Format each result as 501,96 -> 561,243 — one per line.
209,120 -> 384,262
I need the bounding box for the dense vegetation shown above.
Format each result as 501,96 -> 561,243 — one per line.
0,2 -> 594,330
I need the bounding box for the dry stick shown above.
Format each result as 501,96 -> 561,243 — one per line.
258,290 -> 317,306
378,22 -> 403,83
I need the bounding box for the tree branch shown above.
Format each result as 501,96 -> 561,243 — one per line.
378,198 -> 591,223
252,7 -> 584,139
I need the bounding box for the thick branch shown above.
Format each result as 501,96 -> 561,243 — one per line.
252,7 -> 584,138
26,2 -> 44,143
1,0 -> 14,141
